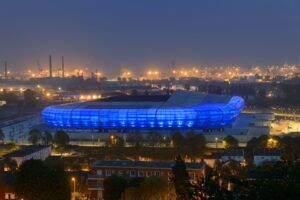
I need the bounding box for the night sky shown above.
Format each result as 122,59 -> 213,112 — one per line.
1,0 -> 300,76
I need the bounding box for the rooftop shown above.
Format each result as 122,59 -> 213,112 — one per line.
5,145 -> 50,158
91,160 -> 205,170
98,95 -> 170,102
51,91 -> 232,109
223,149 -> 244,157
253,148 -> 281,156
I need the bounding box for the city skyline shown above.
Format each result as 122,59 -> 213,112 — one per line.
1,0 -> 300,76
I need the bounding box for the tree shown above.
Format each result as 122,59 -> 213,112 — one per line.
107,134 -> 124,147
247,135 -> 269,148
126,130 -> 143,147
280,136 -> 298,161
43,131 -> 53,145
171,131 -> 185,148
223,135 -> 239,149
3,157 -> 17,172
24,89 -> 37,107
15,159 -> 70,200
186,133 -> 206,160
103,175 -> 127,200
28,129 -> 42,144
0,161 -> 7,198
54,130 -> 69,148
122,177 -> 171,200
0,129 -> 4,143
15,159 -> 50,200
122,187 -> 140,200
197,165 -> 232,199
139,176 -> 168,200
44,157 -> 71,200
172,155 -> 192,200
246,137 -> 259,148
147,131 -> 163,145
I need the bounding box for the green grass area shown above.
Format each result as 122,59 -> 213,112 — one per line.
0,143 -> 19,157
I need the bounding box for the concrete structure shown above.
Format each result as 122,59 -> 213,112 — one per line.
253,148 -> 281,165
87,160 -> 205,200
205,112 -> 274,145
0,114 -> 42,143
5,145 -> 51,166
41,91 -> 273,145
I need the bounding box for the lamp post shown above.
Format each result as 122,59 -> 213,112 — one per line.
215,137 -> 219,148
71,177 -> 76,200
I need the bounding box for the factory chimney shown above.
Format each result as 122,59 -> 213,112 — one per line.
49,55 -> 52,78
62,56 -> 64,78
4,61 -> 7,80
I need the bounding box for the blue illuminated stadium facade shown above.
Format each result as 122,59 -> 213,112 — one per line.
42,91 -> 245,130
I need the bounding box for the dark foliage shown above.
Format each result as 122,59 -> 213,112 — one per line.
15,159 -> 70,200
103,175 -> 127,200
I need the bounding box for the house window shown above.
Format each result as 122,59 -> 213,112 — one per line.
97,169 -> 102,175
5,193 -> 15,200
168,172 -> 173,181
130,170 -> 136,177
106,170 -> 111,176
189,172 -> 195,180
146,171 -> 152,177
119,170 -> 124,176
155,171 -> 160,176
138,171 -> 144,177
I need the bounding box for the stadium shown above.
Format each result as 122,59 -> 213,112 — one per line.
42,91 -> 245,131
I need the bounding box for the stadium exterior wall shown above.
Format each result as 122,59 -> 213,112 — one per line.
42,96 -> 245,130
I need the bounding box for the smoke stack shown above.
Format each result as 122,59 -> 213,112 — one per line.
61,56 -> 64,78
4,61 -> 7,80
49,55 -> 52,78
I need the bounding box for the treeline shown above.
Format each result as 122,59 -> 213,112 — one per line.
247,134 -> 300,161
199,160 -> 300,199
0,158 -> 70,200
70,131 -> 207,162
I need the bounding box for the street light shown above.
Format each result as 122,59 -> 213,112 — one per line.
71,177 -> 76,200
214,137 -> 219,148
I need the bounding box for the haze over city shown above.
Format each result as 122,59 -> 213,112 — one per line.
1,1 -> 300,200
1,0 -> 300,76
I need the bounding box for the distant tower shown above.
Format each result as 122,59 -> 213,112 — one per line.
171,61 -> 176,72
49,55 -> 52,78
61,56 -> 65,78
4,61 -> 7,80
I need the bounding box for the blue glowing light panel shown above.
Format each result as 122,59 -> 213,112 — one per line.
42,96 -> 245,129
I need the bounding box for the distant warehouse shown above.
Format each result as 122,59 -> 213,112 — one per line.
5,145 -> 51,166
42,91 -> 244,131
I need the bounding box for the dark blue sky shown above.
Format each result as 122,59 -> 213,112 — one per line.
1,0 -> 300,76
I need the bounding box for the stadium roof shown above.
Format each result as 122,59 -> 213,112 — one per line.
52,91 -> 232,109
97,95 -> 170,102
